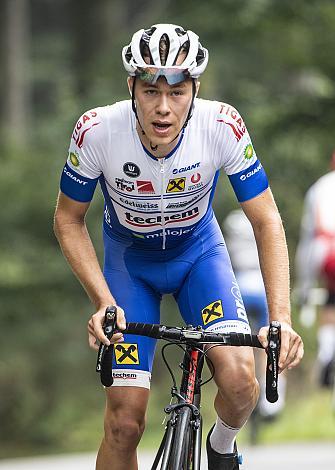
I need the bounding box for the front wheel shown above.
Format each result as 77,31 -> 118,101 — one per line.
169,407 -> 193,470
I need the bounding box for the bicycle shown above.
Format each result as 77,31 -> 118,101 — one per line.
96,306 -> 281,469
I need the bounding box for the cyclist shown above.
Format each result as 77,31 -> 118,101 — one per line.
223,209 -> 287,424
54,24 -> 303,470
295,150 -> 335,387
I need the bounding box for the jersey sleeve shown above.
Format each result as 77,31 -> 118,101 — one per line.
60,109 -> 103,202
214,103 -> 269,202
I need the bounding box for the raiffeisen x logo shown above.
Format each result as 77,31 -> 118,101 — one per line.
114,344 -> 140,364
201,300 -> 224,325
166,177 -> 186,193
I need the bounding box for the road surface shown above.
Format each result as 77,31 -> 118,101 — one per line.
0,443 -> 334,469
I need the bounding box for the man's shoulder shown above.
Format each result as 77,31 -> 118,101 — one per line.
193,98 -> 246,131
88,100 -> 133,127
71,100 -> 133,148
192,98 -> 224,131
194,97 -> 223,117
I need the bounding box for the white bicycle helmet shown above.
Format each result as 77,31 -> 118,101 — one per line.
122,24 -> 208,84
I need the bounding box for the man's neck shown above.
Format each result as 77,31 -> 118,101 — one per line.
136,123 -> 178,159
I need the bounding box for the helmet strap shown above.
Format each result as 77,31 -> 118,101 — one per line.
131,77 -> 151,140
182,79 -> 197,129
131,77 -> 141,126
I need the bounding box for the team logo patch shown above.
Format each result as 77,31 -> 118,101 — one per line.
69,151 -> 80,167
166,177 -> 186,193
217,103 -> 246,142
114,343 -> 140,365
244,144 -> 253,160
123,162 -> 141,178
191,173 -> 201,183
202,300 -> 224,325
71,110 -> 100,148
115,178 -> 135,192
136,180 -> 155,194
188,182 -> 203,191
172,162 -> 200,174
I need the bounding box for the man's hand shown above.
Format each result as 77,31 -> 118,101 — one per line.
258,322 -> 304,372
88,305 -> 126,350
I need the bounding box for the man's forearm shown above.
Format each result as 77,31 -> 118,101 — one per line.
254,217 -> 291,325
54,220 -> 115,309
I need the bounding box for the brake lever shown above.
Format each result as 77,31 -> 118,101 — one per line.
96,306 -> 118,387
266,321 -> 281,403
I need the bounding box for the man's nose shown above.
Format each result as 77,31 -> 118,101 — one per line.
156,94 -> 170,115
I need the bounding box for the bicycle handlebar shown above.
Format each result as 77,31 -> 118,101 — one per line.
96,306 -> 281,403
126,322 -> 263,347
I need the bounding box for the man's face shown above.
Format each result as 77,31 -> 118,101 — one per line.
129,76 -> 196,147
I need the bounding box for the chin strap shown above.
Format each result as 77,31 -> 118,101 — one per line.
131,77 -> 196,152
182,79 -> 197,129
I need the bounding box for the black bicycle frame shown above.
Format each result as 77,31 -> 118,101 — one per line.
151,344 -> 204,470
96,306 -> 280,470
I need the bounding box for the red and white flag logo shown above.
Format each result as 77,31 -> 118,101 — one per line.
136,181 -> 155,194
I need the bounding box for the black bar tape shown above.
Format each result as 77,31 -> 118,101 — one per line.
125,322 -> 162,338
100,345 -> 114,387
202,332 -> 263,348
266,321 -> 281,403
98,306 -> 118,387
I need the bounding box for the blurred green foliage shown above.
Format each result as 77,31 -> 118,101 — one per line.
1,0 -> 335,457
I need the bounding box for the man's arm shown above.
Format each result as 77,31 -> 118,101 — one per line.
240,188 -> 304,371
54,191 -> 126,348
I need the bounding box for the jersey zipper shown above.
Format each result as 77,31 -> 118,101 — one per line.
159,157 -> 166,250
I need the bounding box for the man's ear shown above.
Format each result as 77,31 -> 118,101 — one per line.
127,77 -> 134,96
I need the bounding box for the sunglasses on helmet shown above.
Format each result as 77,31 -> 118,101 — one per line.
135,66 -> 190,85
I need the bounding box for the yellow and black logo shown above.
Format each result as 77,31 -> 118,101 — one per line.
166,177 -> 186,193
202,300 -> 224,325
114,343 -> 139,365
69,151 -> 80,167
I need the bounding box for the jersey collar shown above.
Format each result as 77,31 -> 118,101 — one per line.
141,128 -> 185,161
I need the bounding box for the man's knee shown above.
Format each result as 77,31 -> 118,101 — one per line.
104,413 -> 146,450
103,387 -> 148,451
211,349 -> 259,405
224,361 -> 259,402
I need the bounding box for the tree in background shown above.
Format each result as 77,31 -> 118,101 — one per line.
1,0 -> 335,456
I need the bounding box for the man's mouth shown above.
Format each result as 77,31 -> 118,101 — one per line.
152,121 -> 172,134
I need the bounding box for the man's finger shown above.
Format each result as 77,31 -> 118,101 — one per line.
116,307 -> 126,330
279,332 -> 290,369
288,343 -> 304,369
286,338 -> 304,370
280,338 -> 300,370
257,326 -> 269,348
88,331 -> 99,350
92,316 -> 110,345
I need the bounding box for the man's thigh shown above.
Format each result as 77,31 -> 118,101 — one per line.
175,243 -> 251,334
104,386 -> 150,422
104,268 -> 161,389
205,344 -> 256,391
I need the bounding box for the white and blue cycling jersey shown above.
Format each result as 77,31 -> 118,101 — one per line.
60,98 -> 268,250
59,98 -> 269,388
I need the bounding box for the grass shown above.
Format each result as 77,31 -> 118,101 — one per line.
140,383 -> 335,450
254,389 -> 335,443
1,382 -> 333,460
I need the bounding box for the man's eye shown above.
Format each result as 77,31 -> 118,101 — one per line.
145,89 -> 157,95
171,90 -> 183,96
